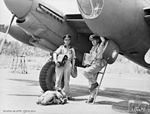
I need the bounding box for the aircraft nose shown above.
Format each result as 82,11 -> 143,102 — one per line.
77,0 -> 104,19
4,0 -> 33,19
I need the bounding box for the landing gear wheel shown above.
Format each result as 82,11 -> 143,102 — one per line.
39,61 -> 56,91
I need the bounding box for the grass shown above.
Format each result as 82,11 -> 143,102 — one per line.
0,55 -> 49,72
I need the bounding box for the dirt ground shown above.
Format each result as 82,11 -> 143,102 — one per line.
0,55 -> 150,114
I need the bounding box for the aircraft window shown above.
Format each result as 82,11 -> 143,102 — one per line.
77,0 -> 104,19
144,48 -> 150,64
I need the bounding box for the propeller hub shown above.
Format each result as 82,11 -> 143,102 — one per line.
4,0 -> 33,19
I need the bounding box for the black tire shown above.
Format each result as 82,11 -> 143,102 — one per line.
39,61 -> 56,91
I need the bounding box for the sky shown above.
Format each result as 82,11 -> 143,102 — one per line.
0,0 -> 13,24
0,0 -> 79,24
0,0 -> 79,41
0,0 -> 14,41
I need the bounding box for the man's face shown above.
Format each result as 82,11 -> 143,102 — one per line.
91,39 -> 97,46
64,37 -> 71,46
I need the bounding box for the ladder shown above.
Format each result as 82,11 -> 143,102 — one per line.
93,63 -> 108,104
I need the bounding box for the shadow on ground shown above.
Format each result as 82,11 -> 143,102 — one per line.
7,78 -> 89,96
7,78 -> 150,103
100,88 -> 150,102
8,78 -> 39,86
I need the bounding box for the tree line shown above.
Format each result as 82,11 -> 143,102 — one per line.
0,39 -> 50,57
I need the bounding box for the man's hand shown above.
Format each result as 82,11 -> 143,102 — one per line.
55,62 -> 60,67
100,37 -> 106,46
54,60 -> 60,67
100,36 -> 105,42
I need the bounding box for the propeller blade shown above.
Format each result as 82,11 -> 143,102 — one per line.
0,15 -> 15,54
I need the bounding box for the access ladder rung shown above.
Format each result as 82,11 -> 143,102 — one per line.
93,64 -> 108,104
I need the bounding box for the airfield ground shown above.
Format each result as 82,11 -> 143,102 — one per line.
0,55 -> 150,114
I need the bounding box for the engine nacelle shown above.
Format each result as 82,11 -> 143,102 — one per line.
8,25 -> 32,46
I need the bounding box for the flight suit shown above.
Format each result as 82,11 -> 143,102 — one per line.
54,45 -> 76,97
84,42 -> 107,96
36,90 -> 67,105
